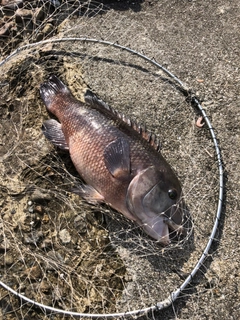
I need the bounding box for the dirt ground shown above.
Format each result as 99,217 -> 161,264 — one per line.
0,0 -> 239,319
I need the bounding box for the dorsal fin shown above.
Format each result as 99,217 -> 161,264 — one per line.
84,90 -> 161,152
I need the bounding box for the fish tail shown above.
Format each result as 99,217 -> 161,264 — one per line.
40,75 -> 70,109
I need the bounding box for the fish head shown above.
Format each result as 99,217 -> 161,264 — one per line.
126,166 -> 185,245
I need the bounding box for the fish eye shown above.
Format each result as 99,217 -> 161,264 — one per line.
168,189 -> 178,200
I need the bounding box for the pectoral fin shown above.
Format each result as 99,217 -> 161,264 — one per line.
104,138 -> 130,180
42,119 -> 69,150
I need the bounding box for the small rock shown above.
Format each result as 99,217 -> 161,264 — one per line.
74,215 -> 87,234
33,6 -> 46,23
10,208 -> 16,214
0,296 -> 13,314
42,23 -> 54,35
59,229 -> 71,244
3,253 -> 14,265
42,213 -> 49,223
0,238 -> 10,251
31,189 -> 51,203
34,205 -> 43,214
0,21 -> 14,38
52,285 -> 63,302
39,280 -> 51,293
28,207 -> 34,213
23,265 -> 42,280
49,0 -> 61,8
40,239 -> 52,250
35,32 -> 44,42
23,231 -> 43,245
15,8 -> 33,23
1,5 -> 15,16
1,0 -> 23,7
45,251 -> 64,270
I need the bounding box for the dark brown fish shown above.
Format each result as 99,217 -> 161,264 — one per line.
40,75 -> 186,245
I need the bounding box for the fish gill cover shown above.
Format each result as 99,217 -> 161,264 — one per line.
0,1 -> 227,319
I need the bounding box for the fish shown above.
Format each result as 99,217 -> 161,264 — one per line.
40,74 -> 187,245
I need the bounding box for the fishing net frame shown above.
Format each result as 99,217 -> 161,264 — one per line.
0,37 -> 224,318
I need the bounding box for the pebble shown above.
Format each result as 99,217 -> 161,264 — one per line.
46,250 -> 64,269
22,265 -> 42,280
3,253 -> 14,265
39,280 -> 51,293
34,205 -> 43,214
1,0 -> 23,7
59,228 -> 71,244
28,207 -> 34,213
0,296 -> 13,313
23,231 -> 43,244
42,213 -> 49,223
0,21 -> 14,37
15,8 -> 33,23
0,238 -> 10,251
74,215 -> 87,234
42,22 -> 54,35
40,238 -> 52,250
49,0 -> 61,8
33,6 -> 46,23
31,189 -> 51,203
1,5 -> 15,16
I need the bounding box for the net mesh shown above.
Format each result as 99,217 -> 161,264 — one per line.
0,1 -> 221,319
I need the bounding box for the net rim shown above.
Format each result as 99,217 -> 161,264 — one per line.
0,37 -> 224,318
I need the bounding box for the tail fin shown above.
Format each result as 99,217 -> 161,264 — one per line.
40,75 -> 70,109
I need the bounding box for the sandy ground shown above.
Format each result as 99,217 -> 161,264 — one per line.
0,0 -> 239,319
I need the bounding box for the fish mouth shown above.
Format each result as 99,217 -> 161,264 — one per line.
162,201 -> 188,237
163,216 -> 187,236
